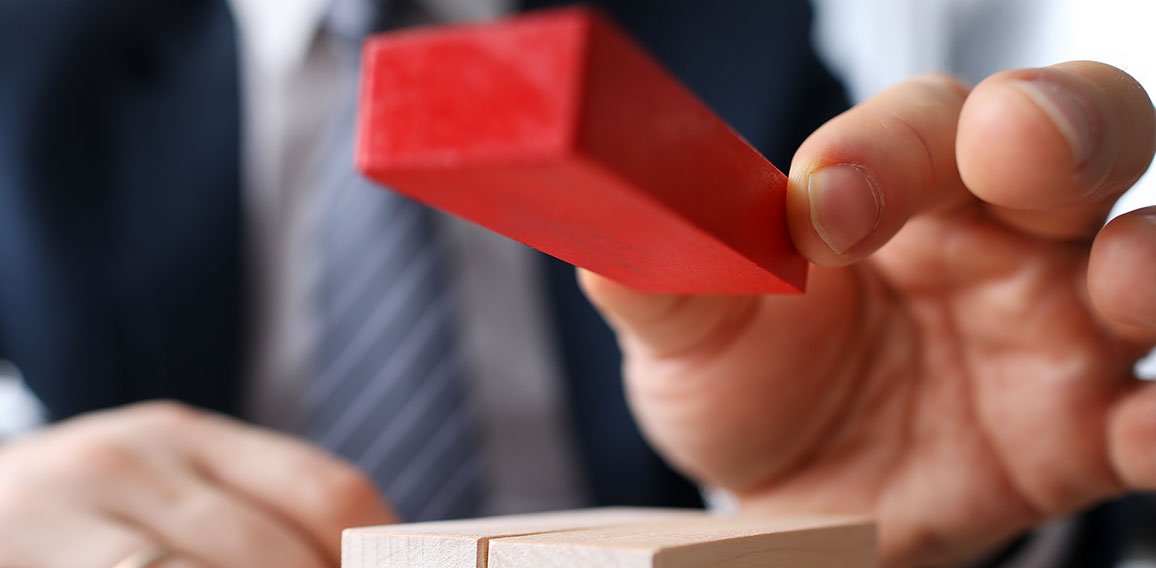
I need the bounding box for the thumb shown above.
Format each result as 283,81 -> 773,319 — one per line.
578,269 -> 758,359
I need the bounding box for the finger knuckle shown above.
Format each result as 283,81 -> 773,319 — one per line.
65,437 -> 146,479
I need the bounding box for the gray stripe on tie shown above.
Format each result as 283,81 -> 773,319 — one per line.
317,295 -> 453,449
412,455 -> 484,521
353,351 -> 461,471
323,203 -> 422,324
305,237 -> 441,405
382,402 -> 471,499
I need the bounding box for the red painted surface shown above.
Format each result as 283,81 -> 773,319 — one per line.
356,6 -> 806,294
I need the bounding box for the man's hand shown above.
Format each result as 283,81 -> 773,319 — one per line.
0,401 -> 396,567
581,61 -> 1156,567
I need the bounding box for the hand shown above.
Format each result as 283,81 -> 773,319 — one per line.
581,61 -> 1156,567
0,401 -> 396,567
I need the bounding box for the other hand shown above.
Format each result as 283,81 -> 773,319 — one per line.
0,401 -> 396,568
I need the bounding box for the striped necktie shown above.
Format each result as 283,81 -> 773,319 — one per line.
300,0 -> 485,522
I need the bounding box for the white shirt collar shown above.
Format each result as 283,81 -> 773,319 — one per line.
227,0 -> 513,75
228,0 -> 333,74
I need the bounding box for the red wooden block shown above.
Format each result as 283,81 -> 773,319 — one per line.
356,6 -> 806,294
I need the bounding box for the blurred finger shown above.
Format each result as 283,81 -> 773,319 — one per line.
1088,206 -> 1156,340
0,504 -> 207,568
787,75 -> 972,266
0,509 -> 144,568
99,402 -> 385,565
181,409 -> 396,561
106,469 -> 330,568
102,527 -> 209,568
1109,381 -> 1156,490
958,61 -> 1156,239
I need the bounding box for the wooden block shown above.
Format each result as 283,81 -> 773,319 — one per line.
356,7 -> 806,294
487,515 -> 876,568
342,507 -> 704,568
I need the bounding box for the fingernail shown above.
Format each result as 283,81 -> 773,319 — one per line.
1010,78 -> 1097,166
807,164 -> 882,255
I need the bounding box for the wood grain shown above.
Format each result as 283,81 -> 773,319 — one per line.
486,515 -> 877,568
342,507 -> 704,568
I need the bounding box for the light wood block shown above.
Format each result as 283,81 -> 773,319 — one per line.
342,507 -> 704,568
487,515 -> 877,568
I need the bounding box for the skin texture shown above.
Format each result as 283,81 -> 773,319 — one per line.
0,401 -> 396,568
582,61 -> 1156,567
